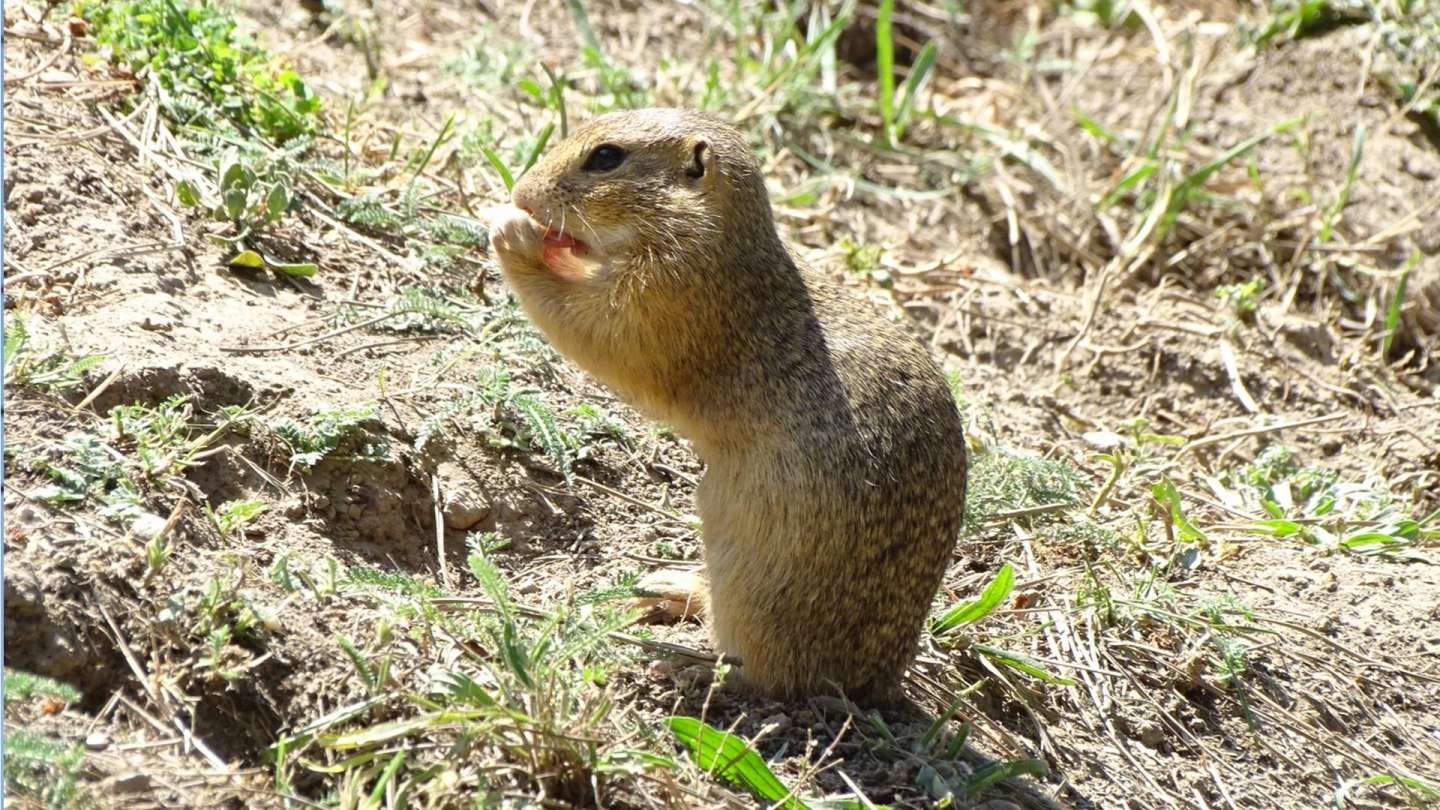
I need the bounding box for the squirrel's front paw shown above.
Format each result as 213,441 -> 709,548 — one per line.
483,205 -> 544,265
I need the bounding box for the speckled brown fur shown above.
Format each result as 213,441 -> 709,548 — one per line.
488,108 -> 967,702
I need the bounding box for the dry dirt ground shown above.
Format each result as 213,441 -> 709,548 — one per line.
4,0 -> 1440,808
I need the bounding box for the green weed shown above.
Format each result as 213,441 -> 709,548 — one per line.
1227,445 -> 1440,559
965,445 -> 1084,525
3,670 -> 88,809
81,0 -> 321,142
3,729 -> 89,810
267,537 -> 664,806
932,564 -> 1075,686
1216,278 -> 1264,319
180,151 -> 316,276
3,316 -> 105,391
416,363 -> 577,480
206,498 -> 266,539
156,570 -> 265,681
21,397 -> 251,529
270,405 -> 387,472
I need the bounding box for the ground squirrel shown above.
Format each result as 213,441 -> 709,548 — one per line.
486,108 -> 967,702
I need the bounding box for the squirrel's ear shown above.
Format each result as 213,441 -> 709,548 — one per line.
686,139 -> 712,183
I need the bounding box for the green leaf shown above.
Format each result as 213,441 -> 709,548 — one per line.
320,710 -> 480,749
265,183 -> 289,223
974,645 -> 1076,685
517,77 -> 545,100
1250,519 -> 1302,538
176,180 -> 199,207
931,563 -> 1014,635
219,152 -> 246,192
1150,479 -> 1207,545
893,40 -> 937,141
521,122 -> 555,175
367,750 -> 406,807
223,188 -> 248,222
667,716 -> 809,809
481,146 -> 515,192
962,757 -> 1048,797
229,250 -> 265,269
1381,250 -> 1419,359
268,258 -> 318,277
875,0 -> 896,146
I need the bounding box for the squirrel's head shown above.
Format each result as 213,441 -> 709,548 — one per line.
511,108 -> 772,279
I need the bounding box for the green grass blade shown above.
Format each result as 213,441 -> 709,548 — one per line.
894,41 -> 938,141
931,563 -> 1014,635
875,0 -> 896,146
1160,116 -> 1304,237
521,122 -> 555,176
974,644 -> 1076,685
1381,250 -> 1419,359
1319,123 -> 1365,243
563,0 -> 603,56
667,716 -> 809,809
962,757 -> 1048,797
481,146 -> 516,192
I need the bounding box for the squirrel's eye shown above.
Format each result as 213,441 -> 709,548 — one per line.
583,144 -> 628,173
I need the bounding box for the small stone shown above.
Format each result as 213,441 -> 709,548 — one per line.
760,713 -> 791,732
443,489 -> 491,530
84,731 -> 111,750
128,512 -> 168,539
437,463 -> 491,530
106,773 -> 151,794
646,660 -> 675,680
1136,719 -> 1166,749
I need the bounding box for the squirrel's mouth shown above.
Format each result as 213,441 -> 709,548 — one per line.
542,229 -> 592,257
538,227 -> 598,282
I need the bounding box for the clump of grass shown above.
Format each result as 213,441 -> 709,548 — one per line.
80,0 -> 321,142
156,569 -> 267,681
267,536 -> 668,806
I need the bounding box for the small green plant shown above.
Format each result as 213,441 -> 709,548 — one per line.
81,0 -> 321,142
157,572 -> 264,680
179,152 -> 316,276
965,445 -> 1084,525
270,405 -> 387,471
4,670 -> 89,809
839,238 -> 892,287
1229,444 -> 1440,559
3,316 -> 105,391
1216,278 -> 1264,319
931,564 -> 1074,685
207,498 -> 266,538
